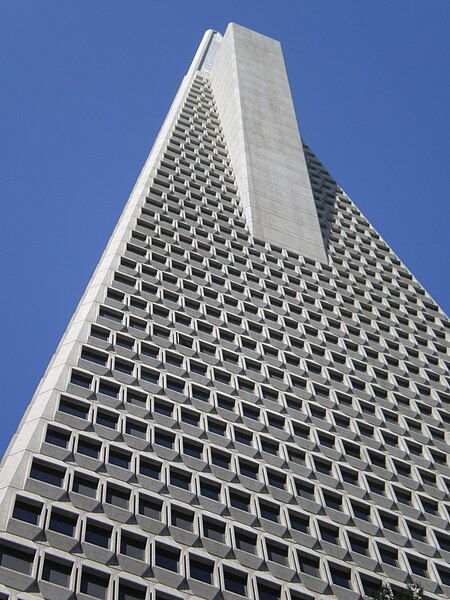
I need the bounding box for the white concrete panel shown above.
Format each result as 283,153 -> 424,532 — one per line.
210,23 -> 327,262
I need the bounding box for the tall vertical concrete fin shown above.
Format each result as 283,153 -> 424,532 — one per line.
210,23 -> 327,262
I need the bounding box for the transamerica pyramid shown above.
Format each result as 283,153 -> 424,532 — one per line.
0,23 -> 449,600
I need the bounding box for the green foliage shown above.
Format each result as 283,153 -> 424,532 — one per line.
371,583 -> 423,600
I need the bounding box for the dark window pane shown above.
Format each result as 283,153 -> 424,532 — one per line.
45,427 -> 70,448
0,544 -> 34,574
170,470 -> 191,490
42,558 -> 72,587
155,545 -> 179,572
80,569 -> 110,599
105,485 -> 130,509
140,459 -> 162,479
257,582 -> 281,600
12,498 -> 42,525
96,411 -> 118,429
77,438 -> 101,459
200,479 -> 220,500
109,448 -> 131,469
298,552 -> 320,577
118,582 -> 146,600
203,519 -> 225,542
138,496 -> 162,520
190,558 -> 213,584
235,530 -> 256,554
120,535 -> 146,560
85,522 -> 112,548
224,569 -> 247,596
72,475 -> 98,497
49,510 -> 78,537
172,510 -> 194,531
30,461 -> 65,487
230,491 -> 250,511
59,397 -> 89,419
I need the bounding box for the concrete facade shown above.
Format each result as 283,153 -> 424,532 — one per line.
210,24 -> 327,262
0,23 -> 449,600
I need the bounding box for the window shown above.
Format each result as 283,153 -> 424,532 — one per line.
223,568 -> 247,596
85,520 -> 112,548
190,557 -> 214,584
118,581 -> 146,600
203,518 -> 225,543
235,429 -> 253,446
330,565 -> 351,589
154,399 -> 173,417
183,440 -> 203,459
211,450 -> 230,469
379,545 -> 399,566
230,490 -> 250,512
199,479 -> 221,501
70,370 -> 92,388
30,460 -> 65,487
139,458 -> 162,480
58,396 -> 89,419
267,470 -> 286,489
45,426 -> 71,448
138,495 -> 162,520
319,523 -> 339,545
125,419 -> 147,439
169,468 -> 191,490
49,509 -> 78,537
72,474 -> 98,498
80,568 -> 110,599
437,566 -> 450,586
257,581 -> 281,600
239,459 -> 259,479
289,511 -> 309,533
108,447 -> 132,470
77,437 -> 102,459
181,409 -> 200,427
154,430 -> 175,448
171,508 -> 194,531
408,556 -> 428,577
154,544 -> 179,572
127,389 -> 147,408
118,581 -> 147,600
349,535 -> 369,555
297,551 -> 320,577
12,497 -> 42,525
235,529 -> 257,554
421,497 -> 439,516
98,380 -> 120,398
91,325 -> 109,341
81,347 -> 108,366
352,501 -> 370,521
323,493 -> 342,511
96,410 -> 118,429
261,438 -> 279,455
381,513 -> 399,532
120,533 -> 146,560
260,501 -> 280,522
295,481 -> 315,501
42,556 -> 72,587
266,542 -> 289,565
0,543 -> 35,574
340,467 -> 359,485
105,484 -> 130,509
208,419 -> 226,436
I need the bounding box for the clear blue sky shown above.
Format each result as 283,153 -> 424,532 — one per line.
1,1 -> 449,458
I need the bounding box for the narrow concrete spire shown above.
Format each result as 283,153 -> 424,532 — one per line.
209,23 -> 327,261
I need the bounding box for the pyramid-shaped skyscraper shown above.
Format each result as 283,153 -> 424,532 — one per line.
1,24 -> 449,600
